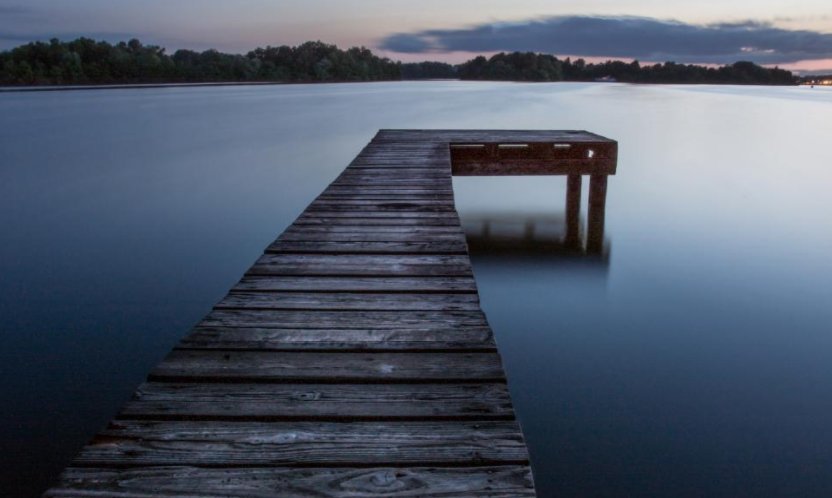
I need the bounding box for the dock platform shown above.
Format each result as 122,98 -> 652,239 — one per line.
46,130 -> 617,497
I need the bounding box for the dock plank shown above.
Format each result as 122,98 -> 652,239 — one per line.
279,226 -> 464,235
232,275 -> 478,293
293,216 -> 462,226
149,350 -> 506,383
267,240 -> 468,254
178,326 -> 495,351
247,254 -> 474,277
216,292 -> 480,311
74,420 -> 529,467
199,309 -> 489,329
46,466 -> 536,497
121,382 -> 514,420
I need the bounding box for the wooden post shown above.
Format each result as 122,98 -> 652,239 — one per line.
564,174 -> 582,248
587,174 -> 607,254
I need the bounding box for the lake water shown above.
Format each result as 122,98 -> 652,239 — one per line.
2,82 -> 831,497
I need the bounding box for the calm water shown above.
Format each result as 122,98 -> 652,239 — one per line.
2,82 -> 831,497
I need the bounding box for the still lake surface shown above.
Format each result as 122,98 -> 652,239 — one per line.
1,81 -> 831,497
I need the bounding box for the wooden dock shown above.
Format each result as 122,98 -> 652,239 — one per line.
46,130 -> 616,497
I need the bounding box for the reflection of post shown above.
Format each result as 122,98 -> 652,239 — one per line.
587,174 -> 608,254
564,174 -> 582,248
524,220 -> 535,242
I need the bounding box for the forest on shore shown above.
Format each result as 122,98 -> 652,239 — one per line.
0,38 -> 800,86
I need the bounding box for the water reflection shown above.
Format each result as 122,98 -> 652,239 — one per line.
463,212 -> 610,263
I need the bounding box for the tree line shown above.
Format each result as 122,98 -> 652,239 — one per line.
0,38 -> 798,86
457,53 -> 797,85
0,38 -> 399,85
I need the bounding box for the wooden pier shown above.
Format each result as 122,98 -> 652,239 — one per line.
46,130 -> 616,497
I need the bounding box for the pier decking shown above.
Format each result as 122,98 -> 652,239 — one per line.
46,130 -> 616,497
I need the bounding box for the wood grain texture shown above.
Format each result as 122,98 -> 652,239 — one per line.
247,254 -> 474,277
293,216 -> 461,226
47,466 -> 535,497
199,309 -> 489,329
232,275 -> 478,293
321,188 -> 455,195
309,199 -> 456,207
279,226 -> 465,236
121,382 -> 514,419
298,211 -> 461,220
74,420 -> 529,466
178,326 -> 495,351
267,240 -> 468,254
215,292 -> 480,311
150,351 -> 506,383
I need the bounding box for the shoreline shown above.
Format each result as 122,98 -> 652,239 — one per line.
0,81 -> 287,93
0,79 -> 807,93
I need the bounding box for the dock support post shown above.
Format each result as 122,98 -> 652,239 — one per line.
565,174 -> 582,248
587,174 -> 608,254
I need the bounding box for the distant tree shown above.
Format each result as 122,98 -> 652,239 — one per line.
0,38 -> 401,85
400,61 -> 457,79
457,52 -> 564,81
457,52 -> 796,85
0,39 -> 797,86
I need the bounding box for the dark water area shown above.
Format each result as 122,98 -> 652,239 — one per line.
1,82 -> 831,497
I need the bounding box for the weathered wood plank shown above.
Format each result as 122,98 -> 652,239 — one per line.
306,198 -> 457,207
316,196 -> 455,203
216,292 -> 480,311
313,195 -> 454,204
339,166 -> 449,172
331,181 -> 452,187
304,204 -> 456,213
318,191 -> 454,197
150,351 -> 506,383
73,420 -> 529,466
306,204 -> 456,212
335,175 -> 451,182
280,225 -> 464,235
248,254 -> 473,277
179,326 -> 495,351
354,151 -> 446,156
298,211 -> 461,220
47,466 -> 536,498
293,216 -> 461,226
199,309 -> 489,329
232,275 -> 478,293
348,163 -> 451,169
275,233 -> 465,245
321,188 -> 455,195
267,240 -> 468,254
334,180 -> 449,187
120,382 -> 513,420
353,155 -> 446,158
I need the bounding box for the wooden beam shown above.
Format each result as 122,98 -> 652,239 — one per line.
587,174 -> 608,254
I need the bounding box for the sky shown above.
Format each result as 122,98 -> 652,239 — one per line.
2,0 -> 832,72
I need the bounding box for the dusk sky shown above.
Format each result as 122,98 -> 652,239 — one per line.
2,0 -> 832,71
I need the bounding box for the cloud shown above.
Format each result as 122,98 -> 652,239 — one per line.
0,5 -> 147,50
380,15 -> 832,64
